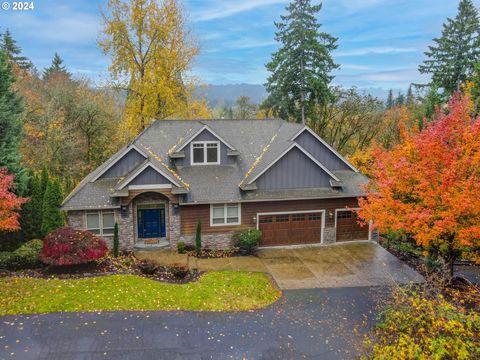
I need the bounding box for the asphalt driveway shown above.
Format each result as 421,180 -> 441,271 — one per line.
138,241 -> 424,289
0,286 -> 390,360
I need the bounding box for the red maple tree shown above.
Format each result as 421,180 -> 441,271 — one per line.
0,168 -> 26,232
358,94 -> 480,279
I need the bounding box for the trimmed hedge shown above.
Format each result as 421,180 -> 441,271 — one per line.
0,239 -> 43,270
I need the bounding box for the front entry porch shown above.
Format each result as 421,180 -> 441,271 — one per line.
132,193 -> 171,249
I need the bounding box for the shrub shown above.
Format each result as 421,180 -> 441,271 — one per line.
363,289 -> 480,359
170,264 -> 189,279
177,241 -> 186,254
112,222 -> 119,258
234,228 -> 261,255
0,239 -> 43,270
40,227 -> 108,266
195,220 -> 202,255
138,260 -> 158,275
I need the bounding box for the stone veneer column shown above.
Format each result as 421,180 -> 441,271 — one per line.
168,202 -> 181,250
322,226 -> 336,244
118,203 -> 134,250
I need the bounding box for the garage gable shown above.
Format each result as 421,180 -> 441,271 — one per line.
293,128 -> 357,172
254,144 -> 338,190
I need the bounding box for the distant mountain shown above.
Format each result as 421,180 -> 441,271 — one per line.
195,84 -> 267,108
196,84 -> 403,108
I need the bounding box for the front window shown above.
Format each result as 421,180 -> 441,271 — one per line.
192,141 -> 219,165
211,203 -> 241,226
86,211 -> 115,235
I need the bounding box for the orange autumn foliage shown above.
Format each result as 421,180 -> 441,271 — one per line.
358,95 -> 480,263
0,169 -> 27,232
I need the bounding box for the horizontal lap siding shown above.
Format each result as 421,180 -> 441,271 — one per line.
180,197 -> 361,235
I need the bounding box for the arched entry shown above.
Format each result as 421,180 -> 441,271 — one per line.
131,192 -> 170,246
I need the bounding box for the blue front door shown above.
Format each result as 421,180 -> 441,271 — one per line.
138,208 -> 166,238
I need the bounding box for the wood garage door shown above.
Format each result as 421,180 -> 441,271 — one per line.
259,212 -> 323,247
336,210 -> 369,242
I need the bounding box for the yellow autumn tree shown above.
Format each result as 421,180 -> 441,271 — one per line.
99,0 -> 202,137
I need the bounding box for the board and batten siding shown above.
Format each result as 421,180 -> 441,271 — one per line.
128,167 -> 172,186
255,147 -> 332,190
177,129 -> 233,167
294,130 -> 351,171
180,197 -> 361,235
100,148 -> 146,179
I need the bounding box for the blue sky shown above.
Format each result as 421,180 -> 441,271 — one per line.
0,0 -> 473,90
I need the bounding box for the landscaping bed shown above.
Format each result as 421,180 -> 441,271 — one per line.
0,271 -> 281,315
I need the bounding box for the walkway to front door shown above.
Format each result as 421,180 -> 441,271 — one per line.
137,207 -> 166,240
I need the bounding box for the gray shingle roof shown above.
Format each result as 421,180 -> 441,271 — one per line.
62,119 -> 366,210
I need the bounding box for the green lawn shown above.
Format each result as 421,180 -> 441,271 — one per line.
0,271 -> 281,315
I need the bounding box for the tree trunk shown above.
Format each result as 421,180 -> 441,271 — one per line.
300,56 -> 305,125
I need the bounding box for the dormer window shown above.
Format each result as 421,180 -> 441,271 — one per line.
191,141 -> 220,165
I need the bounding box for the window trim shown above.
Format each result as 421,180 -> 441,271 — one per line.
191,141 -> 220,165
210,203 -> 241,226
85,210 -> 116,236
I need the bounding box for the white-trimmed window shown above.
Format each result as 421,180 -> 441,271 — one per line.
210,203 -> 241,226
86,210 -> 115,235
191,141 -> 220,165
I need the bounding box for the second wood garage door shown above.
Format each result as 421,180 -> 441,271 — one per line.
336,210 -> 369,241
258,212 -> 323,246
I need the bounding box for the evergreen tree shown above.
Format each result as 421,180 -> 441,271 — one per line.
419,0 -> 480,94
0,29 -> 32,70
406,85 -> 415,106
112,222 -> 119,257
43,52 -> 70,80
20,172 -> 43,240
395,92 -> 405,106
263,0 -> 339,123
386,89 -> 394,109
39,166 -> 49,201
0,51 -> 27,194
195,219 -> 202,255
41,178 -> 65,236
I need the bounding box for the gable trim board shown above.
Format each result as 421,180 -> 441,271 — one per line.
246,143 -> 340,185
116,162 -> 182,190
291,127 -> 359,173
175,125 -> 236,152
90,144 -> 149,182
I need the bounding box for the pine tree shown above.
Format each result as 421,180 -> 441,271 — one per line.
43,53 -> 70,80
395,92 -> 405,106
0,29 -> 32,70
263,0 -> 339,124
386,89 -> 394,109
20,172 -> 43,240
39,166 -> 49,201
0,51 -> 27,194
41,178 -> 65,236
419,0 -> 480,94
112,222 -> 119,257
195,219 -> 202,255
406,85 -> 415,106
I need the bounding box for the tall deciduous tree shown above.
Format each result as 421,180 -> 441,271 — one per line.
0,51 -> 26,194
0,169 -> 26,232
0,30 -> 32,70
419,0 -> 480,95
358,95 -> 480,281
41,178 -> 64,237
99,0 -> 200,136
263,0 -> 338,124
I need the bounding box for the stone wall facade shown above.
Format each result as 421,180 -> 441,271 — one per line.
178,232 -> 236,250
322,226 -> 336,245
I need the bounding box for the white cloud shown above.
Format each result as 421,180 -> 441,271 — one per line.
335,47 -> 417,57
227,38 -> 277,49
193,0 -> 288,22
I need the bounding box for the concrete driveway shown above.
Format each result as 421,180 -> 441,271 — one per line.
137,242 -> 423,290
